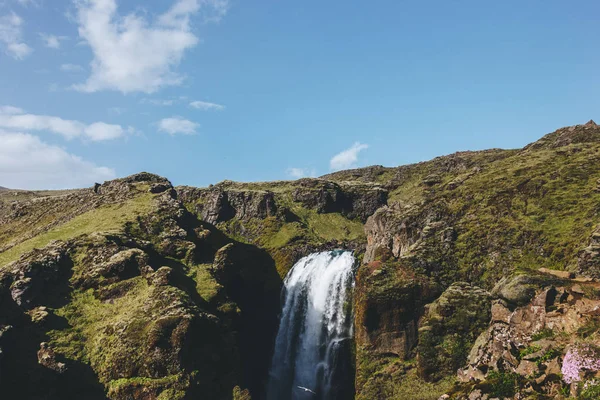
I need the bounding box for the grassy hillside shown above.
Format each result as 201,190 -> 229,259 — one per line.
1,121 -> 600,400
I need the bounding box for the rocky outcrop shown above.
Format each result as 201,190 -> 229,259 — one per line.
177,178 -> 387,225
445,273 -> 600,399
177,185 -> 278,224
0,176 -> 282,399
0,242 -> 72,308
417,282 -> 491,381
524,119 -> 600,150
291,179 -> 387,222
354,258 -> 442,397
363,203 -> 457,286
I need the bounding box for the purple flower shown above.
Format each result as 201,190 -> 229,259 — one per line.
561,345 -> 600,384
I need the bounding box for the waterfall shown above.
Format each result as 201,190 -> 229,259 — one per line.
266,250 -> 355,400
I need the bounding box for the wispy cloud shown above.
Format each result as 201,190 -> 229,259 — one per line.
60,63 -> 84,72
39,33 -> 68,49
286,167 -> 316,179
158,116 -> 199,135
0,12 -> 32,59
0,130 -> 115,189
329,142 -> 369,171
189,100 -> 224,111
0,105 -> 133,141
0,105 -> 24,114
73,0 -> 229,94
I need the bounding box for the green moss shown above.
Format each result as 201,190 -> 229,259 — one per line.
157,389 -> 186,400
187,263 -> 221,303
48,278 -> 154,381
0,193 -> 155,268
303,211 -> 365,242
108,375 -> 181,391
262,222 -> 304,249
536,348 -> 561,366
232,386 -> 252,400
483,370 -> 520,398
531,328 -> 555,341
355,350 -> 453,400
519,345 -> 542,360
578,319 -> 600,338
581,380 -> 600,400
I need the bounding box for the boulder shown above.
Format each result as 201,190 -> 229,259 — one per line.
417,282 -> 491,381
37,342 -> 66,373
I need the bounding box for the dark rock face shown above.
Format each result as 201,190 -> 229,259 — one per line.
178,186 -> 278,224
355,264 -> 440,360
0,242 -> 73,308
291,179 -> 387,222
177,178 -> 387,226
212,242 -> 282,395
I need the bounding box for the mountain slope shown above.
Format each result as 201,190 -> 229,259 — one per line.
1,120 -> 600,399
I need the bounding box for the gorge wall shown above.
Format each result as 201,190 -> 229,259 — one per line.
1,120 -> 600,399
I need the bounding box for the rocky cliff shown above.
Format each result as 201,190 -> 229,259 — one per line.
1,121 -> 600,399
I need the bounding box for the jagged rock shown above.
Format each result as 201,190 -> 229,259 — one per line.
72,241 -> 152,290
37,342 -> 66,373
491,299 -> 511,323
177,186 -> 277,224
27,306 -> 49,323
422,174 -> 442,186
545,357 -> 562,376
524,119 -> 600,150
0,242 -> 71,308
467,389 -> 488,400
148,266 -> 172,286
149,182 -> 172,193
491,273 -> 564,307
516,359 -> 539,376
94,249 -> 149,281
363,204 -> 454,268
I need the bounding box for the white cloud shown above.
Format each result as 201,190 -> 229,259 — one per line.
286,167 -> 316,179
0,105 -> 131,141
0,12 -> 32,59
158,117 -> 198,135
189,100 -> 224,111
73,0 -> 229,94
0,130 -> 115,190
0,105 -> 24,114
329,142 -> 369,171
60,63 -> 84,72
40,33 -> 67,49
84,122 -> 131,141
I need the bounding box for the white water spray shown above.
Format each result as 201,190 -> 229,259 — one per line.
266,250 -> 355,400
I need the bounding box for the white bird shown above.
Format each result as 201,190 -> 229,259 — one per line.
297,386 -> 316,395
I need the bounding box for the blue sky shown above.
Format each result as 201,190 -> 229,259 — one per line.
0,0 -> 599,189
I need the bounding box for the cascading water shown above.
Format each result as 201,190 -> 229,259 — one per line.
266,250 -> 356,400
